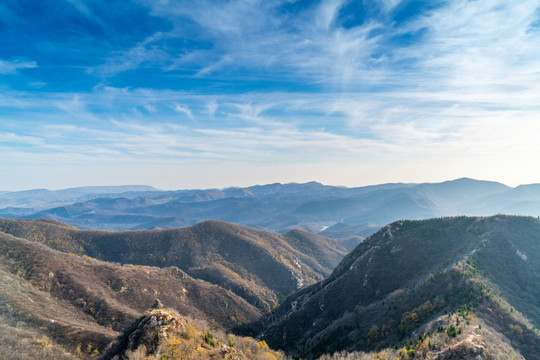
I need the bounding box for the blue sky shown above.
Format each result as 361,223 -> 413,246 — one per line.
1,0 -> 540,190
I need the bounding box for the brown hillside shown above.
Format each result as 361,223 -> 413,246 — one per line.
0,231 -> 263,358
0,218 -> 347,312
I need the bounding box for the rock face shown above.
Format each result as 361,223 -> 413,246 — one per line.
99,309 -> 181,360
151,299 -> 163,310
435,339 -> 491,360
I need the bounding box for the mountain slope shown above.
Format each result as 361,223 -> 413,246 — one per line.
260,216 -> 540,359
465,183 -> 540,216
414,177 -> 511,208
0,230 -> 267,358
0,218 -> 347,313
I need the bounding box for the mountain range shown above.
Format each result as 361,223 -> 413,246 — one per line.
2,214 -> 540,359
4,178 -> 540,240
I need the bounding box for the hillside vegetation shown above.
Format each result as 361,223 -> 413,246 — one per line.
3,215 -> 540,359
261,215 -> 540,359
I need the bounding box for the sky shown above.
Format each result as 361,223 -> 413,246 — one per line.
1,0 -> 540,190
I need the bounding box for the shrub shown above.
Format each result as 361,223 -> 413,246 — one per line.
203,331 -> 215,347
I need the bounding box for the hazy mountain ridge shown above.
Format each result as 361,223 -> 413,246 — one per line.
3,178 -> 537,238
260,215 -> 540,359
0,186 -> 159,209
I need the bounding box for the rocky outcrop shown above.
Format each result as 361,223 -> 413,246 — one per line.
434,337 -> 491,360
99,309 -> 181,360
98,306 -> 287,360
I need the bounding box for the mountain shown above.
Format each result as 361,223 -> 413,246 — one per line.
413,177 -> 510,208
260,215 -> 540,359
293,178 -> 511,229
0,218 -> 347,313
6,178 -> 539,238
463,184 -> 540,216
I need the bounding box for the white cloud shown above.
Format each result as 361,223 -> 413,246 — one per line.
393,0 -> 540,94
315,0 -> 346,31
96,41 -> 170,76
0,59 -> 37,74
174,104 -> 194,119
0,132 -> 44,146
205,100 -> 218,116
65,0 -> 92,17
380,0 -> 402,12
109,0 -> 384,88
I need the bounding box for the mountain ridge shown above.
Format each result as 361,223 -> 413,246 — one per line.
2,215 -> 540,359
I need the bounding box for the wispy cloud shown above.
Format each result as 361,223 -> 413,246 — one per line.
2,0 -> 540,189
0,59 -> 37,74
0,132 -> 44,146
405,1 -> 540,91
103,0 -> 385,89
174,104 -> 194,119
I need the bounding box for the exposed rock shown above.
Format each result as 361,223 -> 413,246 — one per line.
98,308 -> 286,360
99,309 -> 180,360
151,299 -> 163,310
434,337 -> 492,360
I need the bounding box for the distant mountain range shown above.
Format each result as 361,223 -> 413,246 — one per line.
0,185 -> 158,209
3,178 -> 540,239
